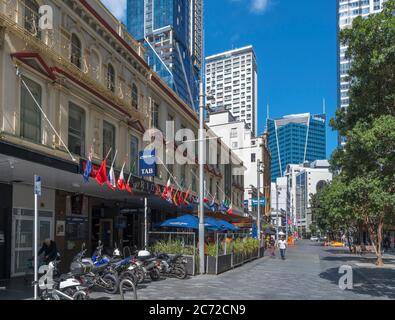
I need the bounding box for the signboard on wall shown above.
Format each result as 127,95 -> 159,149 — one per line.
139,150 -> 156,177
66,217 -> 88,240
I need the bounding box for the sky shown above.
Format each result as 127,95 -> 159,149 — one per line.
102,0 -> 339,158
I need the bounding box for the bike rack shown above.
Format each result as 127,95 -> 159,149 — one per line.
119,278 -> 137,300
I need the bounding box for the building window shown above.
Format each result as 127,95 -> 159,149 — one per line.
24,0 -> 41,38
107,63 -> 115,93
103,121 -> 116,163
151,102 -> 159,128
71,34 -> 82,69
230,128 -> 238,139
232,141 -> 238,149
251,153 -> 256,163
130,136 -> 139,175
68,103 -> 85,156
20,77 -> 41,143
131,83 -> 138,108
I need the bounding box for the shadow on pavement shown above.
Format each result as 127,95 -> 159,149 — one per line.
321,255 -> 395,265
319,266 -> 395,299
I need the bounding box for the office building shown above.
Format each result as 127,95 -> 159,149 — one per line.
205,46 -> 258,136
285,161 -> 333,237
207,110 -> 271,219
127,0 -> 203,110
267,113 -> 326,182
338,0 -> 385,145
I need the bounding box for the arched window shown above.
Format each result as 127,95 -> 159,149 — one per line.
107,63 -> 115,93
131,83 -> 138,108
24,0 -> 41,38
71,34 -> 82,69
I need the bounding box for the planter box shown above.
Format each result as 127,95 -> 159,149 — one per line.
217,254 -> 232,274
184,255 -> 195,276
232,253 -> 244,267
206,254 -> 232,275
206,256 -> 217,274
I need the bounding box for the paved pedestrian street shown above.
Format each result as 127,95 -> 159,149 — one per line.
90,241 -> 395,300
1,241 -> 394,300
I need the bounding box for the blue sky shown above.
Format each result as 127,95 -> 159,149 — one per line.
103,0 -> 339,157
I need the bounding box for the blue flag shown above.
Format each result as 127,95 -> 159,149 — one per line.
83,154 -> 93,183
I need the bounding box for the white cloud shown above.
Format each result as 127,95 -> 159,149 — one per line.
101,0 -> 127,21
250,0 -> 269,13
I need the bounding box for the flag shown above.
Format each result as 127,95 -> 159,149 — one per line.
184,189 -> 190,205
83,148 -> 93,183
173,190 -> 179,206
178,191 -> 184,206
95,159 -> 108,186
106,150 -> 118,191
227,204 -> 234,215
107,166 -> 116,191
125,172 -> 133,194
117,163 -> 126,190
162,179 -> 171,199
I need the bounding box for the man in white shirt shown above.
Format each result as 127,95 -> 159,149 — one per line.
278,237 -> 287,260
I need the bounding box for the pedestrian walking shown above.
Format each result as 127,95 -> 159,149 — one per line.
278,236 -> 287,260
269,237 -> 276,258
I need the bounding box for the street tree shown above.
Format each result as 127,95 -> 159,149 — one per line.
327,0 -> 395,266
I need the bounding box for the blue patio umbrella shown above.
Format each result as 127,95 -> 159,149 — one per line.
215,219 -> 239,232
159,214 -> 220,230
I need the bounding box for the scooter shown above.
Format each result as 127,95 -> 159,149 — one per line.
126,250 -> 161,283
36,258 -> 88,300
71,243 -> 119,294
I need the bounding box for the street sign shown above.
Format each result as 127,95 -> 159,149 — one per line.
251,199 -> 266,207
34,175 -> 41,196
139,150 -> 156,177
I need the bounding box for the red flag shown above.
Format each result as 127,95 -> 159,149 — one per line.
162,179 -> 171,199
95,159 -> 108,186
117,163 -> 126,190
125,172 -> 133,194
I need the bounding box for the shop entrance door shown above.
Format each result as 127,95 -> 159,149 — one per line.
99,219 -> 113,249
11,209 -> 54,277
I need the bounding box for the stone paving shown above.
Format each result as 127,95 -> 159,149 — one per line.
91,240 -> 395,300
1,240 -> 394,300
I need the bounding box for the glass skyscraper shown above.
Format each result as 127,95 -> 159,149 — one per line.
127,0 -> 203,110
267,113 -> 327,182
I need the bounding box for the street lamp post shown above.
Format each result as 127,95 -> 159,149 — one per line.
198,82 -> 205,274
276,183 -> 279,241
257,161 -> 261,243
